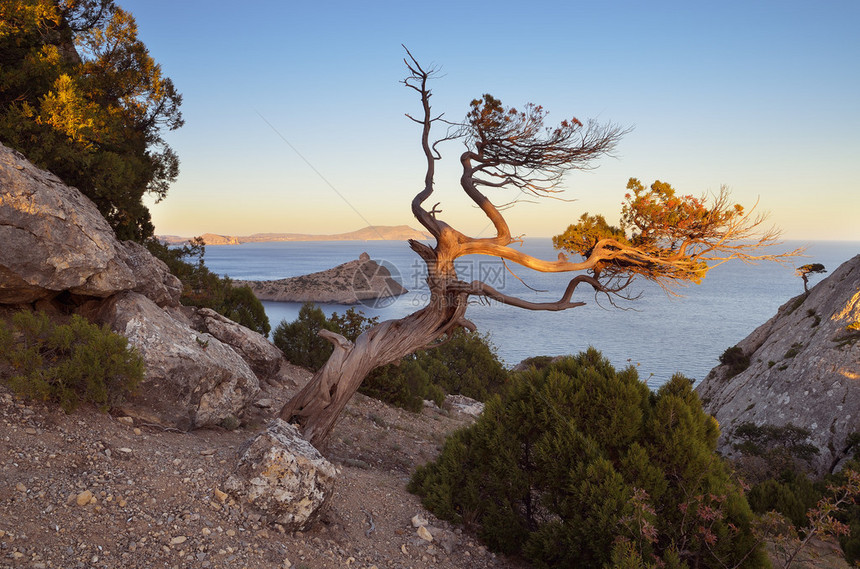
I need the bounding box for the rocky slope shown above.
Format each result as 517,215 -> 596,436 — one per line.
235,253 -> 407,305
0,142 -> 291,430
696,254 -> 860,475
0,373 -> 524,569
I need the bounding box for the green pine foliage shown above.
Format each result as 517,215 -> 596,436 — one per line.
409,349 -> 767,569
0,1 -> 183,241
0,310 -> 143,412
362,328 -> 507,411
272,303 -> 340,371
719,345 -> 750,378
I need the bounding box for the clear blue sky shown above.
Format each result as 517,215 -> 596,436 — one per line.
125,0 -> 860,241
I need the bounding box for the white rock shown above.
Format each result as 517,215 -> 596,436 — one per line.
224,419 -> 336,531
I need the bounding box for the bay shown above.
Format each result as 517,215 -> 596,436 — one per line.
202,239 -> 858,389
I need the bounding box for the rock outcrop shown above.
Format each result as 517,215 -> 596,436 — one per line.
224,419 -> 337,530
0,142 -> 293,429
236,252 -> 407,305
696,255 -> 860,475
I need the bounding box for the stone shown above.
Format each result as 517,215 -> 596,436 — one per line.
697,255 -> 860,475
410,514 -> 428,528
169,536 -> 187,545
0,143 -> 180,307
224,419 -> 337,531
83,292 -> 260,429
417,526 -> 433,542
117,240 -> 182,308
76,490 -> 93,506
0,143 -> 134,303
443,394 -> 485,418
116,417 -> 134,426
192,307 -> 285,379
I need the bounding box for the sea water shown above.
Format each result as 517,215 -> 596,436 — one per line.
202,239 -> 858,389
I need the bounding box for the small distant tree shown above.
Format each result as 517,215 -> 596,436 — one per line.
279,48 -> 798,448
795,263 -> 827,294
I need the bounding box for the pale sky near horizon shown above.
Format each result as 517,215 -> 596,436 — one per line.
126,0 -> 860,241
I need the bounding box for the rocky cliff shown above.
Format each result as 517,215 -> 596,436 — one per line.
0,142 -> 295,429
235,252 -> 407,305
696,254 -> 860,475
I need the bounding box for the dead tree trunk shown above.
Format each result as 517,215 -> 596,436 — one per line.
280,242 -> 469,448
278,48 -> 794,448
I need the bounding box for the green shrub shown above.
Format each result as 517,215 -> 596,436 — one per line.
783,342 -> 803,359
747,461 -> 860,566
364,328 -> 507,405
731,422 -> 819,476
0,310 -> 143,412
719,345 -> 750,378
273,304 -> 507,411
272,303 -> 340,370
747,471 -> 819,528
409,349 -> 766,569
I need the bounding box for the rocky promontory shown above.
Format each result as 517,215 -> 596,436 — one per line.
696,254 -> 860,475
235,253 -> 407,305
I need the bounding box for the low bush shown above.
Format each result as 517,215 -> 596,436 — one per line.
731,422 -> 820,477
272,303 -> 341,370
719,345 -> 750,378
0,310 -> 143,412
747,460 -> 860,566
273,304 -> 507,411
409,349 -> 767,569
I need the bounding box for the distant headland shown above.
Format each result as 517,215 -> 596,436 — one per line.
158,225 -> 432,246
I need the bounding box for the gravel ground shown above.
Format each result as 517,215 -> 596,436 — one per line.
0,369 -> 529,569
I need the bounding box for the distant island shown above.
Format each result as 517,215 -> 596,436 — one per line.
158,225 -> 432,246
233,252 -> 407,305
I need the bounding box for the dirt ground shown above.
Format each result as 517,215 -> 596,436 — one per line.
1,367 -> 852,569
0,366 -> 529,569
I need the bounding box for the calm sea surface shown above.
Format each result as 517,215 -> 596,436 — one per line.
202,239 -> 858,389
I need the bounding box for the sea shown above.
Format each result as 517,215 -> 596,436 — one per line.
201,239 -> 858,390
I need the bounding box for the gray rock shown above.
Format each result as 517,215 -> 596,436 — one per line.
0,143 -> 180,307
224,420 -> 336,531
83,292 -> 260,429
192,308 -> 284,379
0,143 -> 135,303
697,255 -> 860,475
118,240 -> 182,307
443,394 -> 484,417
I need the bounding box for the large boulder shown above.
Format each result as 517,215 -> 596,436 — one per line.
0,142 -> 295,428
696,255 -> 860,475
0,143 -> 135,303
0,142 -> 180,306
81,292 -> 260,429
224,419 -> 337,530
191,308 -> 284,379
118,240 -> 182,308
